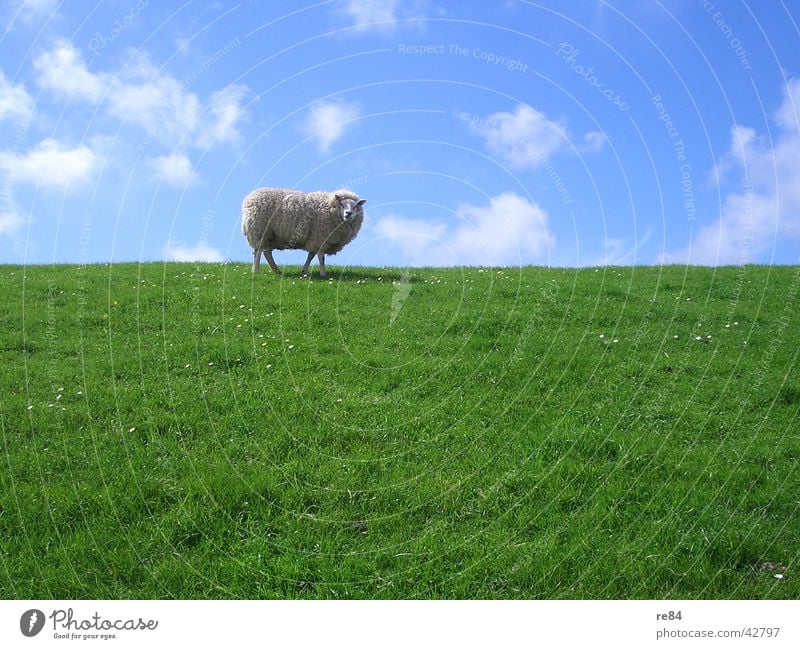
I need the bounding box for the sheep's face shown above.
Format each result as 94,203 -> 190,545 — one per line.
336,197 -> 366,222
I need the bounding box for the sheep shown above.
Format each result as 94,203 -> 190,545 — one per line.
241,188 -> 366,278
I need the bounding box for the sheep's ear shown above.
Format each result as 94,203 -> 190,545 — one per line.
356,199 -> 366,207
334,194 -> 343,201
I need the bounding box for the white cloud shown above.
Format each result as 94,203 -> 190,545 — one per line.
372,192 -> 554,266
164,241 -> 223,262
708,124 -> 756,185
0,191 -> 29,253
21,0 -> 57,15
662,78 -> 800,265
465,104 -> 606,168
577,230 -> 654,267
591,238 -> 634,266
341,0 -> 431,31
32,41 -> 248,150
0,209 -> 25,236
33,41 -> 107,102
148,152 -> 197,187
8,0 -> 58,24
372,214 -> 448,261
344,0 -> 398,27
302,99 -> 361,152
194,84 -> 249,149
467,104 -> 570,169
0,71 -> 33,123
775,81 -> 800,130
580,130 -> 607,153
0,138 -> 96,190
451,193 -> 554,264
107,56 -> 201,139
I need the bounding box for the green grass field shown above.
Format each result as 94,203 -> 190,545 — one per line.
1,262 -> 798,599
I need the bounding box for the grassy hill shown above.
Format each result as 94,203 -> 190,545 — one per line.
1,262 -> 798,599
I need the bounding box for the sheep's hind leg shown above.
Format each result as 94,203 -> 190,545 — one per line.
252,249 -> 261,273
264,249 -> 281,275
301,251 -> 315,277
317,252 -> 327,278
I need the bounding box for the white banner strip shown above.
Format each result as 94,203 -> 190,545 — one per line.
1,600 -> 797,648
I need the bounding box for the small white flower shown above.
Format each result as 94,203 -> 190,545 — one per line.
129,427 -> 136,432
612,339 -> 619,343
288,344 -> 294,349
695,336 -> 702,341
673,335 -> 678,339
27,405 -> 33,410
208,362 -> 214,366
599,334 -> 605,339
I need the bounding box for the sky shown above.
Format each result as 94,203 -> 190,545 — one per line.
0,0 -> 799,267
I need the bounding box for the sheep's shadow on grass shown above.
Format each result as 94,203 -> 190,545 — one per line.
258,267 -> 424,283
325,269 -> 424,283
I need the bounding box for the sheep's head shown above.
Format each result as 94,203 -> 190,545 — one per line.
335,195 -> 366,222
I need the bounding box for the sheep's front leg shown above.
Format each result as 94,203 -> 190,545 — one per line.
301,251 -> 315,277
252,249 -> 261,273
317,252 -> 327,278
264,249 -> 281,275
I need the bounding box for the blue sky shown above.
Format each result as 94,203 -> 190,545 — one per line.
0,0 -> 798,267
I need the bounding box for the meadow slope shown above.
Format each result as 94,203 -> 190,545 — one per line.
1,263 -> 798,598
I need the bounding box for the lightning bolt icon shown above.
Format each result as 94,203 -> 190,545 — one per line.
28,611 -> 38,632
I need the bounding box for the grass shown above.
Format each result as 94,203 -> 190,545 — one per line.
0,262 -> 798,599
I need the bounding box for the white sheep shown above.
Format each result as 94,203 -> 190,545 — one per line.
241,188 -> 366,277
